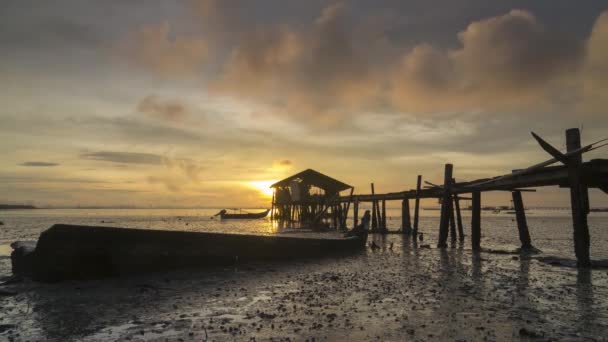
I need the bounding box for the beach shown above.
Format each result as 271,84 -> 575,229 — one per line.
1,209 -> 608,341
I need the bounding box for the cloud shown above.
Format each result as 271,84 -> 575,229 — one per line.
207,3 -> 382,126
137,95 -> 190,122
146,157 -> 205,192
119,4 -> 608,126
209,6 -> 608,122
19,161 -> 59,167
81,151 -> 164,165
392,9 -> 585,114
120,22 -> 208,78
162,157 -> 204,182
578,11 -> 608,115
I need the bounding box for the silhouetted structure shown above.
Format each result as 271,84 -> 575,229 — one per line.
328,128 -> 607,267
271,169 -> 353,230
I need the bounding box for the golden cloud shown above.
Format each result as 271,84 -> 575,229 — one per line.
209,3 -> 382,126
122,5 -> 608,122
392,10 -> 585,114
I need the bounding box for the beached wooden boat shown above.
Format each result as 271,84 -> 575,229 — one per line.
12,224 -> 367,281
216,209 -> 270,219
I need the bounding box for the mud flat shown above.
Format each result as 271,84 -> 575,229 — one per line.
1,234 -> 607,341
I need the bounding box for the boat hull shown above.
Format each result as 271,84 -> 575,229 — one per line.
220,209 -> 270,219
14,224 -> 367,281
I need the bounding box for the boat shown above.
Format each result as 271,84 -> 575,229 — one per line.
11,224 -> 367,281
215,209 -> 270,219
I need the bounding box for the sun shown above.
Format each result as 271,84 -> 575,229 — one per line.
249,180 -> 276,198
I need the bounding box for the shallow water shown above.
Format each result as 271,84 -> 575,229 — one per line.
1,207 -> 607,258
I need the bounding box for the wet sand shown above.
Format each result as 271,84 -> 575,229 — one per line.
1,235 -> 607,341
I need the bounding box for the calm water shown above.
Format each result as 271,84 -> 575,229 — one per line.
1,207 -> 607,276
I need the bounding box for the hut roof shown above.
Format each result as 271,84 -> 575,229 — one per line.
271,169 -> 352,193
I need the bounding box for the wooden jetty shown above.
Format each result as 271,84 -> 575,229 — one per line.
272,129 -> 607,267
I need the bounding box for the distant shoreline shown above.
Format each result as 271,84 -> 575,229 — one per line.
0,204 -> 36,210
0,206 -> 269,210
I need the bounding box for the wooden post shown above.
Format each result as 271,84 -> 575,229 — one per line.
454,194 -> 465,241
413,175 -> 421,238
371,183 -> 378,231
566,128 -> 591,267
332,205 -> 338,229
437,164 -> 453,248
375,197 -> 382,230
512,190 -> 532,249
402,198 -> 412,234
449,196 -> 456,242
353,199 -> 359,228
381,199 -> 387,232
343,188 -> 354,229
471,191 -> 481,251
270,191 -> 275,221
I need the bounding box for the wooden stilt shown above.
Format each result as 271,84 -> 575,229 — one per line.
566,128 -> 591,267
353,200 -> 359,228
413,175 -> 421,239
454,194 -> 465,240
381,199 -> 387,232
343,188 -> 354,229
449,196 -> 456,242
437,164 -> 453,248
371,183 -> 378,231
270,192 -> 275,221
402,198 -> 412,234
375,199 -> 382,229
471,191 -> 481,251
512,190 -> 532,249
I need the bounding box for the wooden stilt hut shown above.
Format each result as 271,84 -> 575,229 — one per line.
270,169 -> 353,230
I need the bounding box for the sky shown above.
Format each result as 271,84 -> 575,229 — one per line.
1,0 -> 607,208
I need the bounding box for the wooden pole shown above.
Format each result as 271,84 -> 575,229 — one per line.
454,194 -> 465,241
371,183 -> 378,231
402,198 -> 412,234
511,190 -> 532,249
381,199 -> 387,232
270,191 -> 275,221
333,205 -> 339,229
353,199 -> 359,228
471,191 -> 481,251
375,199 -> 382,229
413,175 -> 421,238
566,128 -> 591,267
343,188 -> 354,229
437,164 -> 453,248
449,196 -> 456,242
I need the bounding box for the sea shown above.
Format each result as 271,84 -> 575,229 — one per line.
1,207 -> 607,278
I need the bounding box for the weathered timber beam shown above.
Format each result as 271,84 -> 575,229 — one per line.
413,175 -> 422,239
437,164 -> 453,248
512,190 -> 532,249
471,191 -> 481,251
567,128 -> 591,267
531,131 -> 569,165
335,160 -> 608,203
